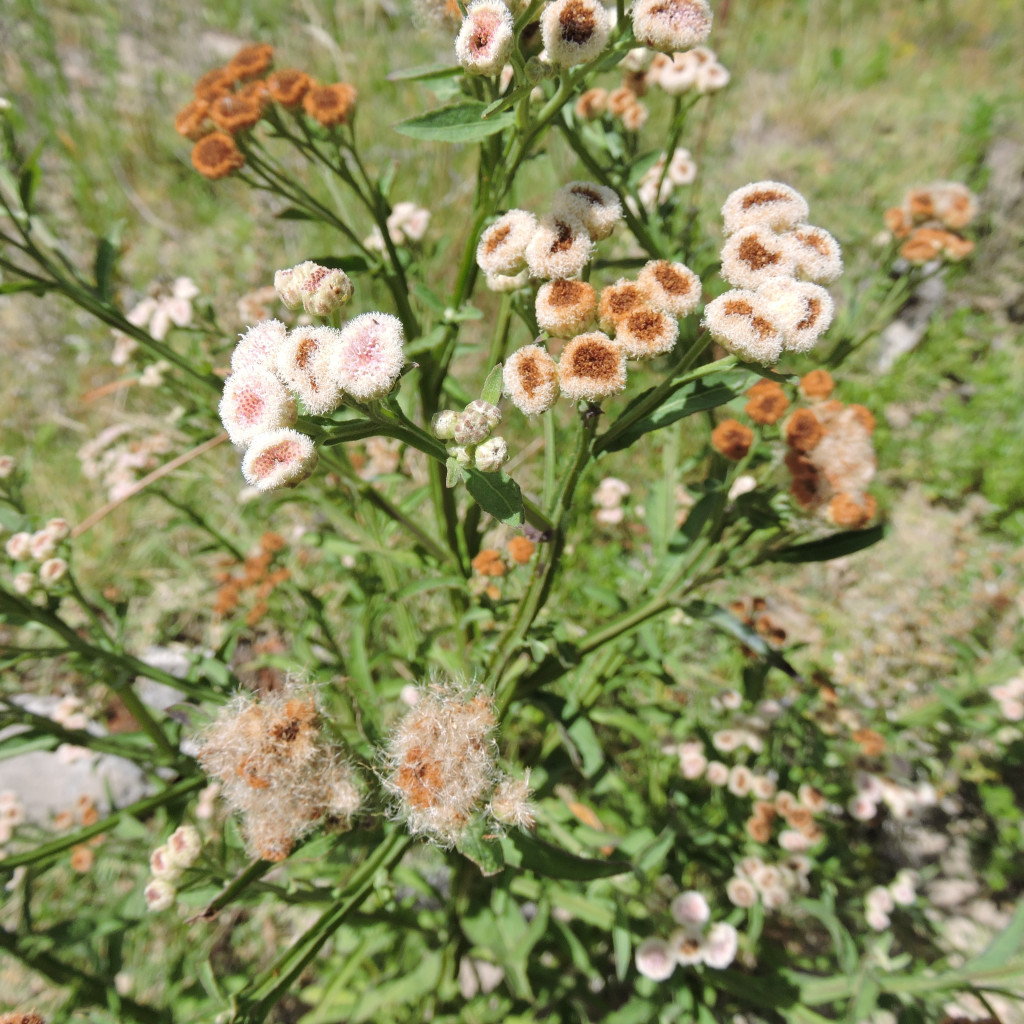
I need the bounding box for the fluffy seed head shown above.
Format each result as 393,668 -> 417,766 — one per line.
551,181 -> 623,240
558,333 -> 627,401
536,278 -> 597,337
477,210 -> 538,275
637,260 -> 701,317
383,683 -> 498,846
503,344 -> 560,415
456,1 -> 515,75
757,279 -> 834,353
231,318 -> 288,374
615,306 -> 679,359
631,0 -> 713,53
489,774 -> 535,830
525,213 -> 594,279
722,181 -> 810,236
702,290 -> 784,365
744,379 -> 789,424
220,369 -> 297,447
720,226 -> 796,289
598,279 -> 646,332
931,181 -> 977,229
277,325 -> 344,414
783,225 -> 843,283
541,0 -> 611,67
241,429 -> 318,491
333,312 -> 405,402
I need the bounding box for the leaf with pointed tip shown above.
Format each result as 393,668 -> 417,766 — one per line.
394,102 -> 516,143
481,363 -> 503,406
465,468 -> 523,525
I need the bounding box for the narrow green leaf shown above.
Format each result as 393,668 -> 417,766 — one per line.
386,63 -> 463,82
307,254 -> 371,273
394,102 -> 516,143
321,420 -> 384,446
770,524 -> 886,563
394,575 -> 467,601
0,280 -> 50,296
481,363 -> 504,406
93,222 -> 123,302
504,831 -> 630,880
962,899 -> 1024,972
465,469 -> 524,525
275,206 -> 317,221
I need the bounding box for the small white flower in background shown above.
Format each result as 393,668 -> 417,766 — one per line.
889,869 -> 917,906
990,674 -> 1024,722
865,905 -> 891,932
12,571 -> 37,596
365,202 -> 432,251
726,875 -> 759,908
702,922 -> 739,969
706,760 -> 729,786
670,890 -> 710,928
166,825 -> 202,869
144,878 -> 176,912
39,557 -> 69,588
126,277 -> 199,342
139,360 -> 171,387
149,844 -> 180,880
0,455 -> 16,478
28,530 -> 58,561
635,936 -> 675,980
5,531 -> 31,560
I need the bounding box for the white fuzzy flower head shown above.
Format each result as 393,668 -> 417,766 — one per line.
670,890 -> 710,927
387,201 -> 431,245
241,429 -> 318,491
503,345 -> 560,415
231,319 -> 288,375
474,436 -> 509,472
551,181 -> 623,241
28,530 -> 58,562
485,269 -> 530,292
541,0 -> 611,67
637,260 -> 701,317
865,906 -> 890,932
783,225 -> 844,283
778,828 -> 814,852
722,181 -> 810,236
536,279 -> 597,338
456,1 -> 515,76
614,306 -> 679,360
726,875 -> 759,908
649,51 -> 699,94
632,0 -> 712,53
525,213 -> 594,279
728,764 -> 754,797
720,226 -> 797,289
668,927 -> 705,967
489,774 -> 535,830
557,332 -> 627,401
300,265 -> 354,317
277,325 -> 344,415
705,760 -> 729,786
703,922 -> 738,969
149,843 -> 180,880
333,312 -> 405,402
702,290 -> 784,365
757,279 -> 835,354
39,557 -> 69,588
12,571 -> 36,596
695,59 -> 730,93
635,936 -> 676,980
477,210 -> 537,275
432,410 -> 461,439
219,369 -> 298,448
144,878 -> 177,912
274,261 -> 317,310
44,518 -> 71,542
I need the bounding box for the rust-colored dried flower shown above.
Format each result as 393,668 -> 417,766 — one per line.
852,727 -> 886,755
575,87 -> 608,119
194,67 -> 237,102
174,99 -> 212,140
191,132 -> 245,179
70,844 -> 95,872
711,418 -> 753,460
558,332 -> 627,401
209,93 -> 263,133
303,82 -> 358,126
503,344 -> 560,416
615,305 -> 679,359
597,279 -> 646,332
744,379 -> 789,425
227,43 -> 275,81
507,536 -> 535,564
745,815 -> 771,843
799,369 -> 834,401
237,78 -> 272,112
785,408 -> 824,454
827,492 -> 877,529
535,278 -> 597,338
472,548 -> 506,577
267,68 -> 312,107
883,206 -> 912,238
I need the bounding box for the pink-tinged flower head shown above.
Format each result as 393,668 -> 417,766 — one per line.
702,290 -> 785,365
231,319 -> 288,375
503,344 -> 560,415
39,557 -> 69,588
144,878 -> 176,912
5,531 -> 32,561
670,890 -> 710,927
632,0 -> 713,53
551,181 -> 623,241
300,265 -> 354,316
558,332 -> 627,401
241,429 -> 318,491
28,530 -> 59,562
333,312 -> 405,402
635,937 -> 676,980
220,368 -> 297,448
274,261 -> 316,310
541,0 -> 611,68
0,455 -> 17,479
477,210 -> 537,275
722,181 -> 810,236
702,922 -> 738,969
276,325 -> 344,415
456,1 -> 515,76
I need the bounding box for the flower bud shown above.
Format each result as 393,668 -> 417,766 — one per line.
464,400 -> 501,430
301,266 -> 354,316
448,444 -> 473,466
12,571 -> 36,595
432,410 -> 460,439
274,261 -> 316,310
166,825 -> 202,869
453,410 -> 492,446
149,844 -> 180,880
144,878 -> 176,912
5,531 -> 31,561
39,558 -> 68,588
474,436 -> 509,472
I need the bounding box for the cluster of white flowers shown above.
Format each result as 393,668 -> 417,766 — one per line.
703,182 -> 843,364
111,276 -> 199,366
4,517 -> 71,598
49,694 -> 94,765
432,400 -> 509,474
592,476 -> 631,525
725,853 -> 812,911
989,673 -> 1024,722
647,45 -> 729,96
865,870 -> 918,931
0,790 -> 26,847
78,423 -> 175,502
635,888 -> 739,981
631,147 -> 699,214
144,825 -> 203,912
846,771 -> 938,823
364,201 -> 431,253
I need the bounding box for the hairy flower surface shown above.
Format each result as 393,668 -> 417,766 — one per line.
598,279 -> 646,332
535,278 -> 597,337
477,210 -> 537,275
276,325 -> 343,415
503,344 -> 560,415
722,181 -> 810,236
782,224 -> 843,283
744,379 -> 789,424
241,429 -> 318,491
220,368 -> 297,448
757,278 -> 834,353
333,312 -> 405,401
637,260 -> 701,317
632,0 -> 713,53
383,684 -> 498,846
525,213 -> 594,279
720,226 -> 797,289
231,318 -> 288,374
614,306 -> 679,359
551,181 -> 623,240
190,132 -> 245,179
702,290 -> 784,365
541,0 -> 611,67
303,82 -> 358,126
456,1 -> 515,75
558,332 -> 627,400
266,68 -> 312,106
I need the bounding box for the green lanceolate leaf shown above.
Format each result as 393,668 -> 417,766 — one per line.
503,831 -> 631,880
600,370 -> 751,453
307,254 -> 372,273
321,420 -> 385,446
386,63 -> 463,82
481,363 -> 503,405
769,523 -> 886,563
465,468 -> 524,525
394,102 -> 516,143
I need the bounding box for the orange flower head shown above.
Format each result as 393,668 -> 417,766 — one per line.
711,418 -> 753,460
209,93 -> 263,133
228,43 -> 275,81
267,68 -> 313,106
303,82 -> 358,126
744,379 -> 789,424
174,99 -> 212,140
507,536 -> 535,564
194,67 -> 237,102
191,132 -> 245,179
826,492 -> 877,529
785,408 -> 824,454
472,548 -> 506,577
799,369 -> 834,401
